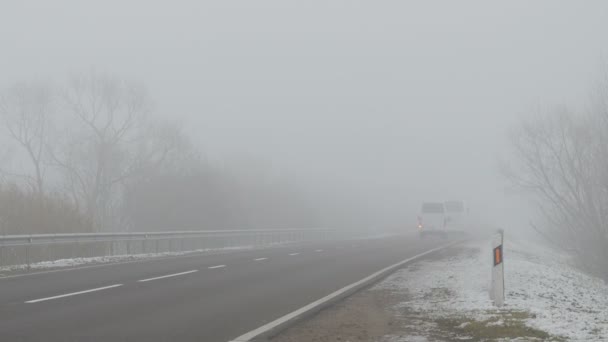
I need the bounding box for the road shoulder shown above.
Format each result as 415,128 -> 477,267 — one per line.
272,237 -> 607,341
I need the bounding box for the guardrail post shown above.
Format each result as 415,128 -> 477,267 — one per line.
491,229 -> 505,306
26,237 -> 32,271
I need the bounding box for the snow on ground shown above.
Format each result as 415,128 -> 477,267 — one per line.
375,236 -> 608,341
0,246 -> 254,273
505,237 -> 608,341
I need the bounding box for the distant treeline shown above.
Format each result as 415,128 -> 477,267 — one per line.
0,71 -> 317,234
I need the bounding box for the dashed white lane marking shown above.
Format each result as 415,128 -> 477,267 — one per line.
289,253 -> 299,256
138,270 -> 198,282
315,249 -> 323,252
254,258 -> 268,261
208,265 -> 226,269
25,284 -> 123,304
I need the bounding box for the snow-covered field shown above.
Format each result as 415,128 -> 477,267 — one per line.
0,246 -> 255,273
375,236 -> 608,341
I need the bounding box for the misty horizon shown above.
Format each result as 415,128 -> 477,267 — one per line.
3,1 -> 608,230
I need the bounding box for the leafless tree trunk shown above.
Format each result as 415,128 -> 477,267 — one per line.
0,82 -> 53,197
50,71 -> 178,231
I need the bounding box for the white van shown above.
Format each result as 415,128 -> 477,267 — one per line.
418,202 -> 447,237
444,200 -> 468,232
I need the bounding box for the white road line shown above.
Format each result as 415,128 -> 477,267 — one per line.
229,240 -> 461,342
138,270 -> 198,282
254,258 -> 268,261
25,284 -> 123,304
288,253 -> 299,256
315,249 -> 323,252
208,265 -> 226,269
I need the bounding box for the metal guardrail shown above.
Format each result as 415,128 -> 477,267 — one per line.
0,229 -> 356,270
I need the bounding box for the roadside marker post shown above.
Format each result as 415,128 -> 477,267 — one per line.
491,229 -> 505,306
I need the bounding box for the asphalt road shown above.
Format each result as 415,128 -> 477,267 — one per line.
0,233 -> 453,342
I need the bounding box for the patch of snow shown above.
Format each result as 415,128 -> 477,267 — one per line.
402,336 -> 429,342
486,319 -> 504,327
375,240 -> 496,320
504,237 -> 608,341
0,246 -> 254,272
458,322 -> 471,329
374,237 -> 608,341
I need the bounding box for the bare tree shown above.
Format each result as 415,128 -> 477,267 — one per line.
0,82 -> 53,196
51,71 -> 178,231
507,105 -> 608,277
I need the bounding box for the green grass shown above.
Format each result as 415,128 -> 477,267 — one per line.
433,311 -> 565,341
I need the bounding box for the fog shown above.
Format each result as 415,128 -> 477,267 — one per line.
2,1 -> 608,232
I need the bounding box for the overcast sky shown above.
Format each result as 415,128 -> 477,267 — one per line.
2,1 -> 608,228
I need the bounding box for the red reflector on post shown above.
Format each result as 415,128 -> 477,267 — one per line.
493,245 -> 503,266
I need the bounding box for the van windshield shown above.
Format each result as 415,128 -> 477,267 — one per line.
444,201 -> 465,213
422,203 -> 444,213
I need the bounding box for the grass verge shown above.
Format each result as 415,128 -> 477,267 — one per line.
432,310 -> 564,341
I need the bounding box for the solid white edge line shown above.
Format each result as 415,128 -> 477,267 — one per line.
228,240 -> 459,342
288,253 -> 299,256
208,265 -> 226,269
25,284 -> 123,304
254,258 -> 268,261
138,270 -> 198,282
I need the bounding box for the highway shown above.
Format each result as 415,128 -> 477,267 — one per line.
0,233 -> 453,341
